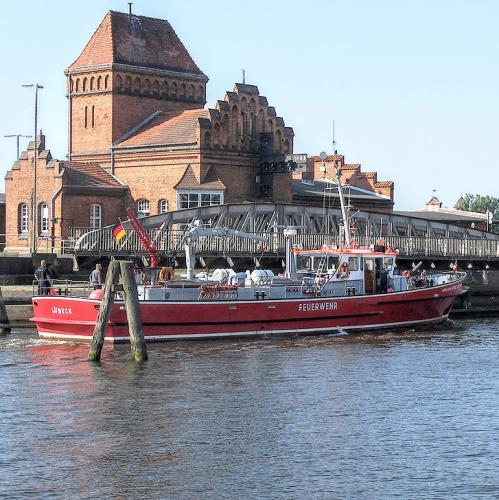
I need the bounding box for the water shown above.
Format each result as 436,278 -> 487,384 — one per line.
1,320 -> 498,499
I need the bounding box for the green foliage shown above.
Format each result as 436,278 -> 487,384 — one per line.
454,193 -> 499,233
454,193 -> 499,215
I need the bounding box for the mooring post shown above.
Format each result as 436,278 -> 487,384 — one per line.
119,260 -> 148,361
88,260 -> 120,361
0,287 -> 11,335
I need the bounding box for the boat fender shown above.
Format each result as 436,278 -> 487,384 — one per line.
336,262 -> 350,279
159,267 -> 174,281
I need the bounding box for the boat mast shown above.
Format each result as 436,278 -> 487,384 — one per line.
331,123 -> 351,246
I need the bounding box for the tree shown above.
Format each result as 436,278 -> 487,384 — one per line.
454,193 -> 499,233
454,193 -> 499,214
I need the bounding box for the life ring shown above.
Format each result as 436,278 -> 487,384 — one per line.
159,266 -> 174,281
336,262 -> 350,279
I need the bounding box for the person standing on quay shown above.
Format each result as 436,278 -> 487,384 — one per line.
89,263 -> 103,289
34,260 -> 52,296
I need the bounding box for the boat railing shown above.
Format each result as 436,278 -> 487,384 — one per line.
32,279 -> 93,297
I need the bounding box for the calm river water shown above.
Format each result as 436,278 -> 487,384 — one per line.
1,320 -> 498,499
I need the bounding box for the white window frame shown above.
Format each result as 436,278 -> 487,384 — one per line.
20,203 -> 29,233
159,199 -> 168,214
90,204 -> 102,228
39,203 -> 49,233
176,190 -> 224,210
137,199 -> 150,218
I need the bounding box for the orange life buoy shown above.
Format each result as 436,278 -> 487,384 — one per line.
159,267 -> 173,281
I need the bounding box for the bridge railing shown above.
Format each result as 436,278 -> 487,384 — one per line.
68,227 -> 499,259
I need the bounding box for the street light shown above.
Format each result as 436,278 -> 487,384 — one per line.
3,134 -> 32,160
22,83 -> 43,254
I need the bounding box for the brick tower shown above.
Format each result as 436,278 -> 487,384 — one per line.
66,10 -> 208,164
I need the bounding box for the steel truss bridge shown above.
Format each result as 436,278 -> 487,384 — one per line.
69,203 -> 499,263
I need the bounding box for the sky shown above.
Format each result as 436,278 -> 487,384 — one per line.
1,0 -> 498,210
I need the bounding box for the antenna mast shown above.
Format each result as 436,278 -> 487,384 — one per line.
331,122 -> 351,246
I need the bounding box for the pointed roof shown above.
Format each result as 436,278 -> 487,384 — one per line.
116,109 -> 209,148
62,162 -> 124,188
68,11 -> 206,77
175,165 -> 225,190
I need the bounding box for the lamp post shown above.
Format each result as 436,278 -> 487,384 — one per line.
3,134 -> 32,160
22,83 -> 43,254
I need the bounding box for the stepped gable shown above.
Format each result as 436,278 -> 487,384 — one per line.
69,10 -> 206,76
62,162 -> 124,188
117,109 -> 210,147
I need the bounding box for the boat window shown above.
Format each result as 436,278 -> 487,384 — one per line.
383,257 -> 394,270
327,256 -> 339,271
348,257 -> 359,271
364,259 -> 374,272
296,255 -> 312,271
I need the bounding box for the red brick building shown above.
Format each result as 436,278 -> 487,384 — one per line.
4,9 -> 394,253
5,10 -> 294,253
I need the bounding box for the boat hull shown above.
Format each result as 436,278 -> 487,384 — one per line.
31,279 -> 465,343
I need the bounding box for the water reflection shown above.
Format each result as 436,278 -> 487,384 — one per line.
1,320 -> 498,498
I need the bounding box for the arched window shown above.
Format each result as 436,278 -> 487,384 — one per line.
143,79 -> 151,93
19,203 -> 29,234
189,84 -> 195,99
276,129 -> 282,151
204,131 -> 212,148
198,85 -> 204,100
162,80 -> 169,96
137,199 -> 150,218
84,106 -> 88,128
116,74 -> 123,90
97,75 -> 102,90
39,203 -> 49,234
90,76 -> 94,91
83,77 -> 87,92
125,75 -> 132,91
171,81 -> 177,97
222,114 -> 229,146
283,139 -> 290,154
75,78 -> 80,93
180,83 -> 186,98
133,77 -> 141,93
104,74 -> 109,89
159,199 -> 168,214
70,79 -> 74,93
213,123 -> 220,147
152,80 -> 159,95
91,105 -> 95,128
258,109 -> 265,132
90,204 -> 102,228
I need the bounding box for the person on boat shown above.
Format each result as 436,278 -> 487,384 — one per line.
134,268 -> 144,285
34,260 -> 52,296
379,263 -> 389,294
374,240 -> 386,252
89,264 -> 103,290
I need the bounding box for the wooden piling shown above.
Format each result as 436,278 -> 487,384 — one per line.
120,260 -> 148,361
88,260 -> 120,361
0,287 -> 11,335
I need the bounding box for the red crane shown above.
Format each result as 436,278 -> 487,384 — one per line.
125,207 -> 159,268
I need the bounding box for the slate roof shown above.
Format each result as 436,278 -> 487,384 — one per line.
62,162 -> 124,188
116,109 -> 209,148
395,210 -> 487,223
292,179 -> 391,201
69,10 -> 206,77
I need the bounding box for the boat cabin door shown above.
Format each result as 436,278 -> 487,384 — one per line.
364,258 -> 375,294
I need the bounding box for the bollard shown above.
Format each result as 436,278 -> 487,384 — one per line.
0,287 -> 11,335
119,261 -> 148,361
88,260 -> 120,361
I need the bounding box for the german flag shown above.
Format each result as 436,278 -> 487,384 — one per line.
113,223 -> 126,243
